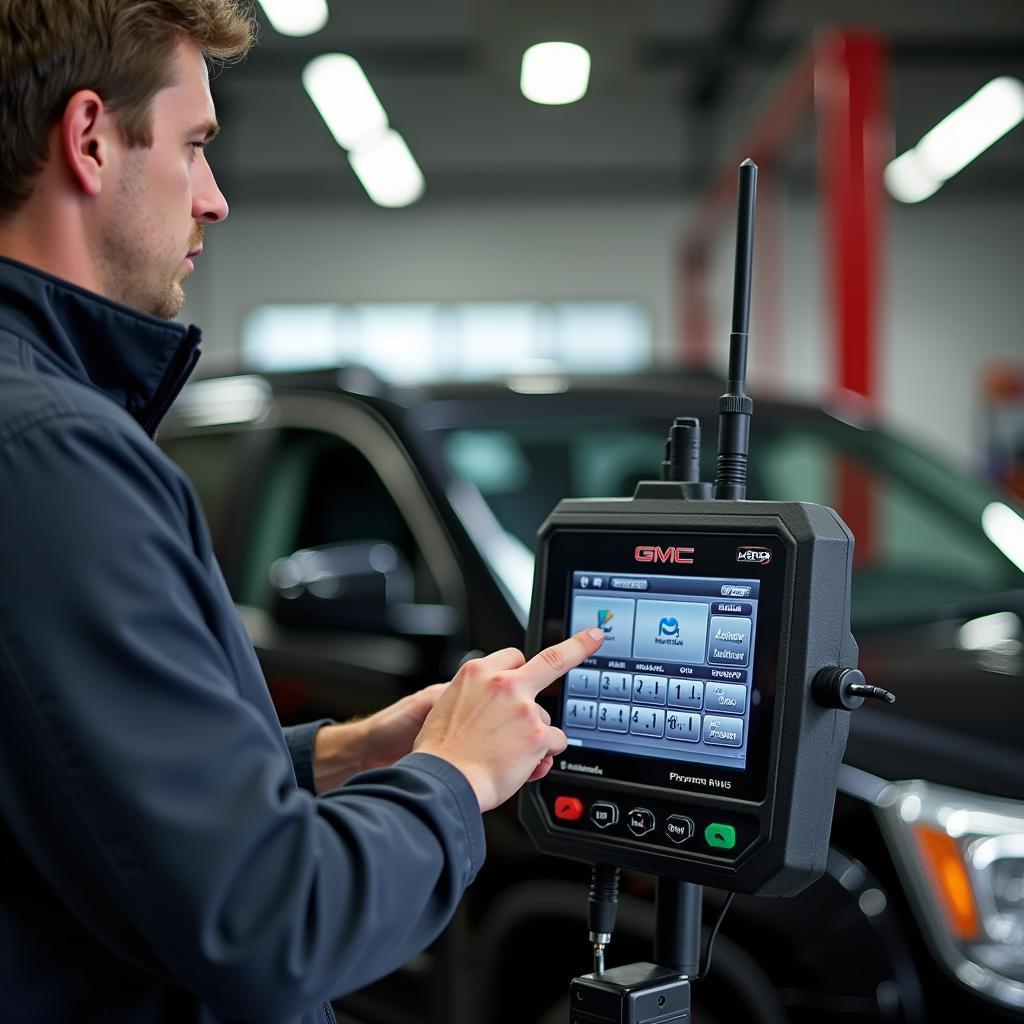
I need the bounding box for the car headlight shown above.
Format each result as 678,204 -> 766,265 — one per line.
876,780 -> 1024,1009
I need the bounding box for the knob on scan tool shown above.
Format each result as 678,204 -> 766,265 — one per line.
517,159 -> 894,1023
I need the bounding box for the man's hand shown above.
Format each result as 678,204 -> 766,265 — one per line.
313,684 -> 446,794
413,627 -> 605,811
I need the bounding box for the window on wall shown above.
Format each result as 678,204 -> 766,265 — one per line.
242,301 -> 652,382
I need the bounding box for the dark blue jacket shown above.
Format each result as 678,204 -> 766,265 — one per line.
0,258 -> 485,1023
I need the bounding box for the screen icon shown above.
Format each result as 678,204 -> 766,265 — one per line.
597,609 -> 615,633
658,616 -> 680,638
592,577 -> 604,588
580,576 -> 590,588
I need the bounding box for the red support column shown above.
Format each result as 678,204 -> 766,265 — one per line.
752,169 -> 783,393
815,30 -> 889,408
680,243 -> 711,367
816,31 -> 890,562
677,29 -> 891,563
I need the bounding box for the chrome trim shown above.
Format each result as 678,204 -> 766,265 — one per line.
164,375 -> 271,428
836,762 -> 891,806
445,478 -> 532,626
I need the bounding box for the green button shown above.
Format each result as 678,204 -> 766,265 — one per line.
705,823 -> 736,850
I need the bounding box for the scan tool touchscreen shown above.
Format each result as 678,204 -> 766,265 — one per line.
563,571 -> 759,771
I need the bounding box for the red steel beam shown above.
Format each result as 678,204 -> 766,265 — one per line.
815,30 -> 889,407
681,28 -> 889,408
681,28 -> 890,560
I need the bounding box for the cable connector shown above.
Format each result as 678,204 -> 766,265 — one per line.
588,863 -> 621,975
813,667 -> 895,710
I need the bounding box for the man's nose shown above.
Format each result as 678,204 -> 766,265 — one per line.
194,155 -> 229,223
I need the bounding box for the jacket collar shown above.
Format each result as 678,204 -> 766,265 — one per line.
0,256 -> 202,437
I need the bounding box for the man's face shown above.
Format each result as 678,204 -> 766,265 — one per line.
97,38 -> 228,320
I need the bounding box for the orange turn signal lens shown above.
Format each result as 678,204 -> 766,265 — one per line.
913,825 -> 981,941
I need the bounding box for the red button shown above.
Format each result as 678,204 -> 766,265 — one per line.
554,796 -> 585,821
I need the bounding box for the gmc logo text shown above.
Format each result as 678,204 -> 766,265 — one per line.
634,545 -> 695,564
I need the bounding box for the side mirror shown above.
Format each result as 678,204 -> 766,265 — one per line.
269,541 -> 458,637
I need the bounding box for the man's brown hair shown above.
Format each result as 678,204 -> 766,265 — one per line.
0,0 -> 255,216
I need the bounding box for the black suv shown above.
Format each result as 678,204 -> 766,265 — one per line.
161,368 -> 1024,1024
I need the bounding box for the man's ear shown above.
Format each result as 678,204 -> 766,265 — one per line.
60,90 -> 116,199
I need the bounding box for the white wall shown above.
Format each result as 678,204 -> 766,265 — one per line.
181,194 -> 1023,472
182,200 -> 690,369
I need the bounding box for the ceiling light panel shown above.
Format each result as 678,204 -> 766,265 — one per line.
883,149 -> 942,204
521,42 -> 592,106
303,55 -> 390,151
258,0 -> 328,37
349,129 -> 426,208
885,76 -> 1024,205
917,77 -> 1024,181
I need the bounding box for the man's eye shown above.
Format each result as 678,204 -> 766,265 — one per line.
190,141 -> 207,153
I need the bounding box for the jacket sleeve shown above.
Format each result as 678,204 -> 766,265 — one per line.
0,414 -> 486,1023
282,720 -> 334,794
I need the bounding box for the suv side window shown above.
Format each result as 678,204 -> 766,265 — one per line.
161,431 -> 248,567
238,426 -> 443,611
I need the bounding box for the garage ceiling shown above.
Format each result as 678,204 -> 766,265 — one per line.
209,0 -> 1024,205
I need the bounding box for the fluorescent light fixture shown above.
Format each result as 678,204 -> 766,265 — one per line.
982,501 -> 1024,574
885,76 -> 1024,204
303,54 -> 389,150
258,0 -> 328,37
918,77 -> 1024,181
349,129 -> 425,208
883,149 -> 942,204
521,41 -> 591,105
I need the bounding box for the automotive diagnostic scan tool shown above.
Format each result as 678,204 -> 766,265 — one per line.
519,160 -> 894,1023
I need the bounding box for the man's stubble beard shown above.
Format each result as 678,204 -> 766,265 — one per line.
97,158 -> 193,321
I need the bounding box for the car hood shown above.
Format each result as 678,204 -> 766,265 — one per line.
845,631 -> 1024,801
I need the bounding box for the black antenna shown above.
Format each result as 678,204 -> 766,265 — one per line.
714,158 -> 757,501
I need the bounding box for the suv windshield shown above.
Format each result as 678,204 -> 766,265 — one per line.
442,413 -> 1024,630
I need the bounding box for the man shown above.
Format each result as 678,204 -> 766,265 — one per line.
0,3 -> 602,1021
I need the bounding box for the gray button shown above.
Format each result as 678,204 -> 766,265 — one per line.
667,679 -> 704,709
665,710 -> 701,742
702,714 -> 744,747
627,807 -> 656,837
566,699 -> 597,729
665,815 -> 696,844
629,706 -> 665,738
570,596 -> 637,659
703,682 -> 747,715
632,674 -> 668,705
599,671 -> 632,701
706,616 -> 752,668
566,668 -> 599,697
590,801 -> 619,829
632,600 -> 710,665
597,702 -> 630,733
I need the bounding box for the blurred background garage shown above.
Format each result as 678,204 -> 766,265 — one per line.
162,1 -> 1024,1022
